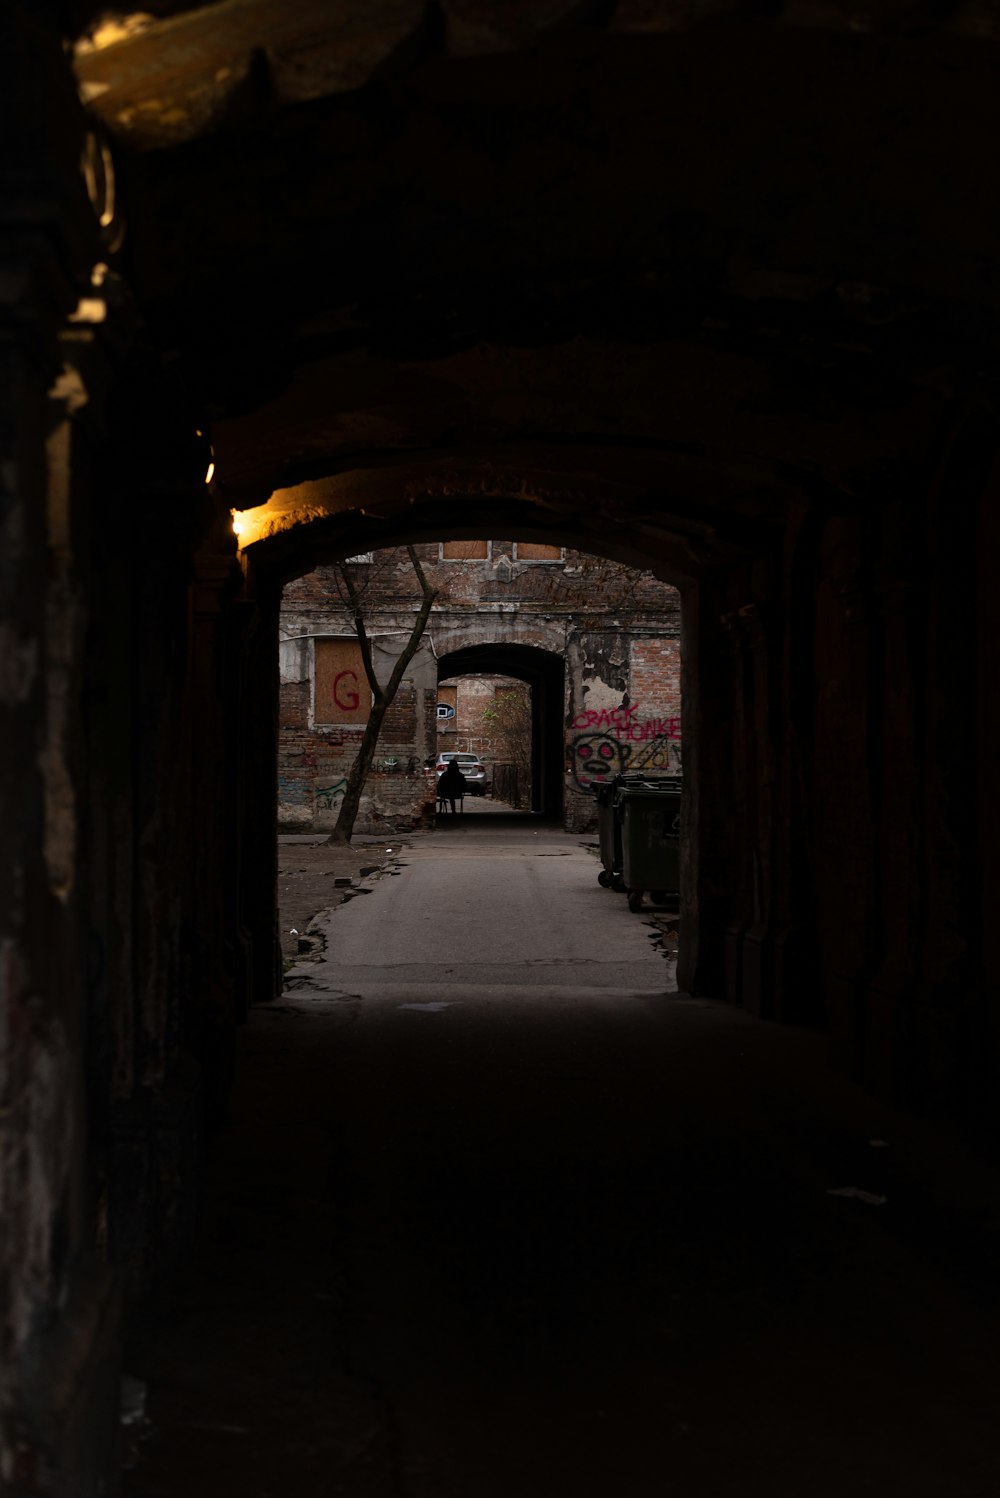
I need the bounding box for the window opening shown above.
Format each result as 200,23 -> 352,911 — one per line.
314,639 -> 371,725
513,542 -> 564,562
440,540 -> 490,561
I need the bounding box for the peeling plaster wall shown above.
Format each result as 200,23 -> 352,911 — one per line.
563,630 -> 684,830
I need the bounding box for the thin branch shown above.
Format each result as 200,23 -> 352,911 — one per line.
380,546 -> 437,703
336,563 -> 381,701
328,545 -> 437,844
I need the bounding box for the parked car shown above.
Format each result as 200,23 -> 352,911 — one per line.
435,751 -> 489,796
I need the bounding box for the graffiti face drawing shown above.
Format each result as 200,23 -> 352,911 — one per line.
572,733 -> 632,789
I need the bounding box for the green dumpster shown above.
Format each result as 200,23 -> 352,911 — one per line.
593,774 -> 660,889
594,781 -> 621,888
619,779 -> 682,912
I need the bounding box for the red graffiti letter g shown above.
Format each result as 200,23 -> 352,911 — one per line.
333,670 -> 360,712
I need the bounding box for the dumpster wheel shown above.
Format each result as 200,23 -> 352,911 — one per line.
598,870 -> 612,888
627,889 -> 644,913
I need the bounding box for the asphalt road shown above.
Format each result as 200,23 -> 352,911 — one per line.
286,818 -> 670,998
126,820 -> 1000,1498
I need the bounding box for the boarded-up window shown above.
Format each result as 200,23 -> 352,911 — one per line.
514,542 -> 562,561
315,640 -> 371,725
440,540 -> 489,560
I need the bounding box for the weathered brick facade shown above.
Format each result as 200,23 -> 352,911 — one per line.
278,543 -> 682,832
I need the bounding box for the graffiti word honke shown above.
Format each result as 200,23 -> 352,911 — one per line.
571,704 -> 681,743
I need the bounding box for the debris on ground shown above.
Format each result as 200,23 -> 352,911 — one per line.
278,839 -> 403,962
645,911 -> 680,963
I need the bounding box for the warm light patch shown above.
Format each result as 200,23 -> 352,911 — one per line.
228,502 -> 281,549
75,13 -> 155,56
68,298 -> 107,325
230,506 -> 271,547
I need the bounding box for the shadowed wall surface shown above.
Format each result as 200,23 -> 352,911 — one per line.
2,1 -> 999,1490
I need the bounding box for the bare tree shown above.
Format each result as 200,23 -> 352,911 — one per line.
328,546 -> 437,843
481,685 -> 532,807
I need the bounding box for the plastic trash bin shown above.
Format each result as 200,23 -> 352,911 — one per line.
593,773 -> 656,889
619,779 -> 683,912
594,781 -> 620,888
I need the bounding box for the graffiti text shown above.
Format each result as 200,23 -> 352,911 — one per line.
315,778 -> 347,810
571,704 -> 681,743
333,670 -> 360,712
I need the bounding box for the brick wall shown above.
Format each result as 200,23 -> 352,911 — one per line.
282,544 -> 684,622
314,769 -> 436,834
627,639 -> 683,775
438,675 -> 514,758
380,680 -> 419,748
563,631 -> 684,831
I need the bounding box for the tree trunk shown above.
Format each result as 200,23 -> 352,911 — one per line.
326,700 -> 389,844
328,546 -> 436,843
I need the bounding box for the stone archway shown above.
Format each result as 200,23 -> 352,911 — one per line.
235,473 -> 754,1018
437,642 -> 567,819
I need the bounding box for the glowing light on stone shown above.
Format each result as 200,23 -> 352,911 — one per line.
69,298 -> 106,324
75,14 -> 155,56
228,504 -> 273,549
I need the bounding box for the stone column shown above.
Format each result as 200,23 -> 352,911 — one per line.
678,576 -> 735,999
973,451 -> 1000,1132
189,530 -> 248,1121
808,512 -> 880,1078
0,8 -> 124,1489
235,564 -> 284,1007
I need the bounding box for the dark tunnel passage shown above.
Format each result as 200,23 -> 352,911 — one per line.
4,3 -> 1000,1492
437,642 -> 567,819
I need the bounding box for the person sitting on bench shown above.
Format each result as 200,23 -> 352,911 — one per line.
438,759 -> 468,814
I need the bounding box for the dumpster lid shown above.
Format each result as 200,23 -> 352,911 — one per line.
618,777 -> 683,797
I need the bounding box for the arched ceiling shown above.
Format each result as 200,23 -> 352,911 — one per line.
438,642 -> 564,688
230,444 -> 790,586
72,1 -> 1000,579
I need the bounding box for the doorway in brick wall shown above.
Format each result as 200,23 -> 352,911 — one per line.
437,644 -> 564,819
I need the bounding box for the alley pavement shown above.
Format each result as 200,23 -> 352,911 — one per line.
126,817 -> 1000,1497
